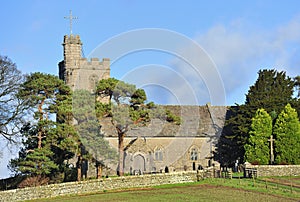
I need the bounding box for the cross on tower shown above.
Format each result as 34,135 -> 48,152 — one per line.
64,10 -> 78,35
268,135 -> 275,164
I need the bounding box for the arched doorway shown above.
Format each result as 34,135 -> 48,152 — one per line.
133,154 -> 145,174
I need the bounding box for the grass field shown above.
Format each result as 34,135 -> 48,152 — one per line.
28,177 -> 300,202
263,176 -> 300,188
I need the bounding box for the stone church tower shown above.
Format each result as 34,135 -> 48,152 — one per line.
58,34 -> 110,92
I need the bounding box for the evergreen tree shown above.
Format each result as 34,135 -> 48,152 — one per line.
10,73 -> 78,178
215,69 -> 295,166
95,78 -> 180,176
72,90 -> 117,180
96,78 -> 145,176
273,104 -> 300,164
245,69 -> 294,112
244,109 -> 272,164
9,123 -> 58,175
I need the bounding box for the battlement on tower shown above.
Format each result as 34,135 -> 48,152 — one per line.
79,58 -> 110,70
59,34 -> 110,92
63,34 -> 82,45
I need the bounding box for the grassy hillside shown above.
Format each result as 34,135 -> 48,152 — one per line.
27,177 -> 300,202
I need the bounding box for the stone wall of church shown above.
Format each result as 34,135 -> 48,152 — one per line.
105,137 -> 217,175
73,57 -> 110,92
62,57 -> 110,92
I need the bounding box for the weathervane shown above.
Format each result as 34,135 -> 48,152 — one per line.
64,10 -> 78,35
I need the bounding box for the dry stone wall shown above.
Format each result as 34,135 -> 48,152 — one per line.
246,165 -> 300,177
0,171 -> 197,202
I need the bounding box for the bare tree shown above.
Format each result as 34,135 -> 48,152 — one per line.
0,55 -> 25,142
295,76 -> 300,98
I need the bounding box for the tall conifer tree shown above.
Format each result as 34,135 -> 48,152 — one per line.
244,108 -> 272,164
9,73 -> 79,178
273,104 -> 300,164
215,69 -> 295,166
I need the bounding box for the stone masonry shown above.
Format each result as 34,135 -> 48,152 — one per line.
58,34 -> 110,92
245,165 -> 300,177
0,171 -> 197,202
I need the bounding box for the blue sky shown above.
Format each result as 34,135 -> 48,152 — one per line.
1,0 -> 300,178
2,0 -> 300,105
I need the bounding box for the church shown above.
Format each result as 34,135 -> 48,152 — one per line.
58,33 -> 228,177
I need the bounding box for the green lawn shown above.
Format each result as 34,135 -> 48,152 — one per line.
27,178 -> 300,202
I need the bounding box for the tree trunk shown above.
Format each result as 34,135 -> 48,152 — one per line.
96,164 -> 102,179
118,132 -> 125,176
37,100 -> 44,149
77,156 -> 82,181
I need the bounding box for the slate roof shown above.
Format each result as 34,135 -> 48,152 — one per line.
101,105 -> 228,138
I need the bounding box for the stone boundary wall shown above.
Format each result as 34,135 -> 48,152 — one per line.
247,165 -> 300,177
0,171 -> 197,202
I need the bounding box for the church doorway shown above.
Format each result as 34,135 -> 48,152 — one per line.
133,154 -> 145,174
192,162 -> 196,170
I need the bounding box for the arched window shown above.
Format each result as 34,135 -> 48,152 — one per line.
190,148 -> 198,161
155,147 -> 163,161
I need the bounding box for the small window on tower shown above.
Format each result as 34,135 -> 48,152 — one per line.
89,74 -> 98,93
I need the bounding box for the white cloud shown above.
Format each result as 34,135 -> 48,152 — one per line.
121,64 -> 200,105
91,29 -> 226,106
91,20 -> 300,106
168,17 -> 300,105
